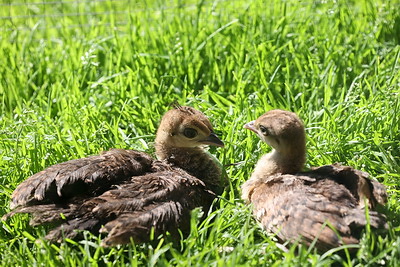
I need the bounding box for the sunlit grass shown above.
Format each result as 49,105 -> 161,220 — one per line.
1,0 -> 399,265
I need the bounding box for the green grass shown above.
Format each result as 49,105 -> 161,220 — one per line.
1,0 -> 400,265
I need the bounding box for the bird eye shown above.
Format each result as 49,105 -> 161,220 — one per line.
259,125 -> 269,136
183,128 -> 198,138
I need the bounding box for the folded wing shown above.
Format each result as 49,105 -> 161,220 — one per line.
8,149 -> 154,209
251,164 -> 387,251
4,151 -> 215,246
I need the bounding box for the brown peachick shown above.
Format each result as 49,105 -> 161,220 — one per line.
242,109 -> 387,252
3,106 -> 224,246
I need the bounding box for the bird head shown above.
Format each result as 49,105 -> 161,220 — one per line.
155,106 -> 224,149
244,109 -> 305,154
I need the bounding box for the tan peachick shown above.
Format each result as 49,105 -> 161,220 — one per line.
242,109 -> 387,252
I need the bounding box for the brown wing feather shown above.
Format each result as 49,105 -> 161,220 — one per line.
99,201 -> 187,246
250,164 -> 387,251
8,149 -> 154,209
7,167 -> 215,246
94,169 -> 215,246
310,163 -> 387,208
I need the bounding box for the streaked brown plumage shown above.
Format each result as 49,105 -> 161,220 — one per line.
3,106 -> 224,246
242,109 -> 387,252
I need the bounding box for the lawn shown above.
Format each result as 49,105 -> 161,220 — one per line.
0,0 -> 399,265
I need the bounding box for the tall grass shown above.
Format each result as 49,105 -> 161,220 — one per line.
1,0 -> 399,265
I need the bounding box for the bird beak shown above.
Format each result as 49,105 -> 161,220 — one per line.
200,132 -> 225,147
244,120 -> 257,134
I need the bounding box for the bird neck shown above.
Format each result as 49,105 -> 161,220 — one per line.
242,134 -> 306,203
155,144 -> 223,194
252,143 -> 306,178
